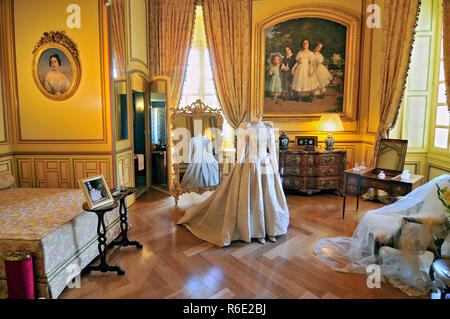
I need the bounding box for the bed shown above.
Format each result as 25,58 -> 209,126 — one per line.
0,188 -> 121,299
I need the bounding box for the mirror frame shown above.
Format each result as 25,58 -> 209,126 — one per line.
149,77 -> 170,191
374,138 -> 408,175
109,0 -> 128,143
128,70 -> 150,192
170,99 -> 224,204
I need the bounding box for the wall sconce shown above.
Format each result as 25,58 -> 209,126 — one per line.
137,102 -> 144,113
317,114 -> 344,150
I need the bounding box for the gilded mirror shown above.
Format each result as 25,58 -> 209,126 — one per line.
110,0 -> 128,141
375,138 -> 408,175
130,72 -> 150,198
150,78 -> 169,190
171,100 -> 223,204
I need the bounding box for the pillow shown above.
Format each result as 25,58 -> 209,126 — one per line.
0,174 -> 15,189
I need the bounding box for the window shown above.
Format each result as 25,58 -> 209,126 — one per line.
178,4 -> 234,151
112,55 -> 118,79
433,20 -> 449,149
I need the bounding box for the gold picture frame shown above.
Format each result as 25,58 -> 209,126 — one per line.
254,4 -> 361,122
32,31 -> 81,101
78,174 -> 114,210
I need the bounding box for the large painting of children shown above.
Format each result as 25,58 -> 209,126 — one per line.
264,17 -> 346,115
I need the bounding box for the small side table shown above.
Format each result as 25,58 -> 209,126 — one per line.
108,187 -> 143,249
82,202 -> 125,275
342,168 -> 424,219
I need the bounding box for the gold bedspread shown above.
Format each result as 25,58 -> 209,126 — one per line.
0,188 -> 121,298
0,188 -> 87,240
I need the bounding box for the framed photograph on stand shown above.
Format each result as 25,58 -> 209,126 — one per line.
78,175 -> 114,210
295,136 -> 318,151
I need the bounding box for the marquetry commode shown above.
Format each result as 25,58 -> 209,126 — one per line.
279,149 -> 346,195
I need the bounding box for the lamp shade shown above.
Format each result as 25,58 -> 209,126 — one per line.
317,114 -> 344,132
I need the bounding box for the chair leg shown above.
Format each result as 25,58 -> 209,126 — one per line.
441,286 -> 449,300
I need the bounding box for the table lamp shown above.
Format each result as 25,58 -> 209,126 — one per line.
317,114 -> 344,150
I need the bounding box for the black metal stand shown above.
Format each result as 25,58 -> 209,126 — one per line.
82,202 -> 125,275
108,187 -> 143,249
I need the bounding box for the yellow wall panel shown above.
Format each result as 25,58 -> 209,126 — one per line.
12,0 -> 108,142
0,64 -> 5,143
0,158 -> 13,176
129,0 -> 148,70
34,159 -> 71,188
427,163 -> 450,181
17,158 -> 33,187
117,150 -> 133,187
73,158 -> 112,188
364,144 -> 374,165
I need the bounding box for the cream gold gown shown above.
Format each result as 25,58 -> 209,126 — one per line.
177,120 -> 290,247
180,135 -> 220,189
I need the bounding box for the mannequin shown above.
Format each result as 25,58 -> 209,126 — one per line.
249,113 -> 276,244
180,131 -> 219,189
177,112 -> 289,247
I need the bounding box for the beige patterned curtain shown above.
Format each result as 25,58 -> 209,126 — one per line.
111,0 -> 126,78
149,0 -> 195,109
203,0 -> 251,128
444,0 -> 450,110
371,0 -> 421,167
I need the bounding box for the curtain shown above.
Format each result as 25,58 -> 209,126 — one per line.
149,0 -> 195,109
371,0 -> 421,167
444,0 -> 450,110
203,0 -> 251,128
111,0 -> 126,78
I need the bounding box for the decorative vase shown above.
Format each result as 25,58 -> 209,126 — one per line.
401,169 -> 411,182
279,131 -> 289,150
325,133 -> 335,150
378,170 -> 386,180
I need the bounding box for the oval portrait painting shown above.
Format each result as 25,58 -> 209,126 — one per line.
32,32 -> 80,101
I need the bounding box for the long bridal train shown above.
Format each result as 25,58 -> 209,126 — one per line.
177,116 -> 290,247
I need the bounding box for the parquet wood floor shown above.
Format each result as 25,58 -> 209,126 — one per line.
59,190 -> 427,299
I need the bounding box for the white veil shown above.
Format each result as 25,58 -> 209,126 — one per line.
314,174 -> 450,296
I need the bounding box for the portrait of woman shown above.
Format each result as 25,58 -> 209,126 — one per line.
32,32 -> 81,101
37,48 -> 73,96
43,53 -> 71,95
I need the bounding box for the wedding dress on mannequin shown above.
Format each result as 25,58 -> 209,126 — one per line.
177,115 -> 290,247
181,134 -> 219,189
314,174 -> 450,296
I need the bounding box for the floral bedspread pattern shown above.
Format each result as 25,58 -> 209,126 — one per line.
0,188 -> 89,240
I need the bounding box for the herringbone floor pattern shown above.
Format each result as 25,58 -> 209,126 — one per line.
59,190 -> 426,299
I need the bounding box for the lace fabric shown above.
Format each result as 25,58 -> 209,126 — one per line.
314,174 -> 450,296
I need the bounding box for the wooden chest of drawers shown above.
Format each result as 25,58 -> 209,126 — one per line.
279,150 -> 346,195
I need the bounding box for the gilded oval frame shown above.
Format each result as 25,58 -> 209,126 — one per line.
32,31 -> 81,101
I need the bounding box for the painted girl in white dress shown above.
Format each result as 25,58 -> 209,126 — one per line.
290,39 -> 315,102
44,54 -> 70,95
310,42 -> 333,98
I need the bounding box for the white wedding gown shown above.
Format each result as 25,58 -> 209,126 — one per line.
177,120 -> 290,247
181,136 -> 220,189
314,174 -> 450,296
